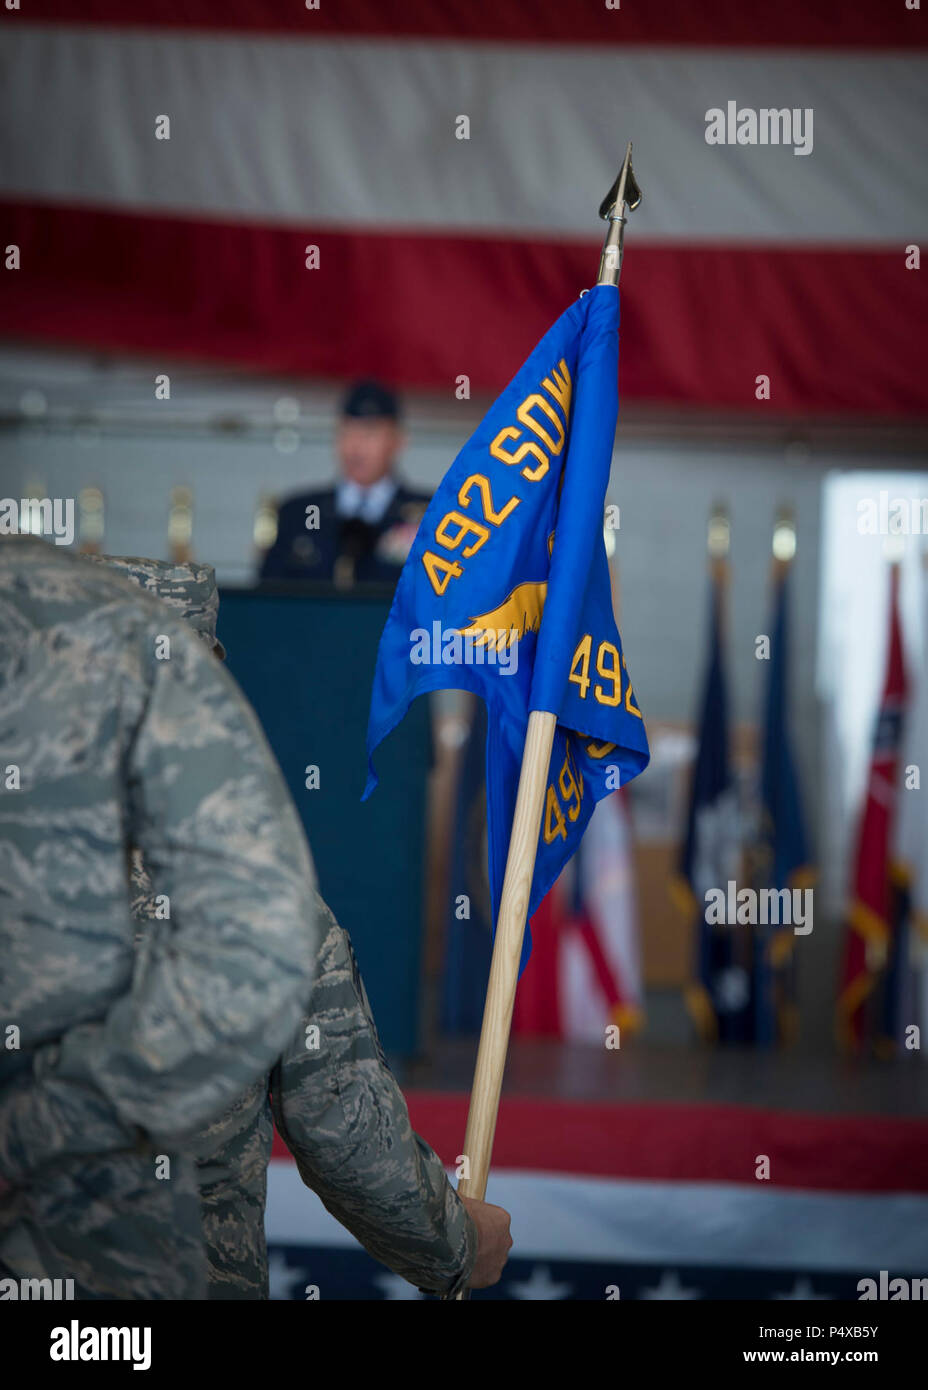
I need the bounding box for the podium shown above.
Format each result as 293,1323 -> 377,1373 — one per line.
218,584 -> 430,1058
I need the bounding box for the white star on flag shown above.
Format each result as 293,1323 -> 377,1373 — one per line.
772,1277 -> 833,1300
508,1265 -> 573,1300
640,1271 -> 701,1300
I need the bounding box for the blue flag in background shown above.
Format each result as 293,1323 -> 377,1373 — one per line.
364,284 -> 650,972
677,570 -> 747,1043
753,570 -> 812,1047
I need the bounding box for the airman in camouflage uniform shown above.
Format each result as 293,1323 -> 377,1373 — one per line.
106,554 -> 479,1298
0,536 -> 320,1299
199,893 -> 478,1298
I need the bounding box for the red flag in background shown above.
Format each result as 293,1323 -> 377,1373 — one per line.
837,565 -> 909,1051
513,790 -> 643,1042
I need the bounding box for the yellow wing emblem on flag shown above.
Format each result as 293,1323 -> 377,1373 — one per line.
458,580 -> 547,652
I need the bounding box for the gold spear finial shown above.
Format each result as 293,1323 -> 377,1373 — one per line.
596,142 -> 642,287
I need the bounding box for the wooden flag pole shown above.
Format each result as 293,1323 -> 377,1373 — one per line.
456,708 -> 557,1209
449,146 -> 642,1298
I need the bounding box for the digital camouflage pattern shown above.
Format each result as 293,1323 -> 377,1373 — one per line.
197,895 -> 478,1299
111,557 -> 225,931
0,537 -> 320,1298
85,552 -> 224,655
108,554 -> 478,1298
0,1146 -> 206,1301
273,897 -> 478,1298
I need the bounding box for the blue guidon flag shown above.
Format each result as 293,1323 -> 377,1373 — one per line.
364,283 -> 650,972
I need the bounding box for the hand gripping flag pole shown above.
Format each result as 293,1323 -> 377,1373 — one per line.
450,145 -> 642,1291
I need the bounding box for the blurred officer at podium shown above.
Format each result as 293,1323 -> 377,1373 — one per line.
259,379 -> 430,588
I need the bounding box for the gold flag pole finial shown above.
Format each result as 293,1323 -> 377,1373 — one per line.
708,502 -> 730,556
78,486 -> 105,554
772,506 -> 797,580
168,486 -> 194,564
708,502 -> 730,590
596,142 -> 642,287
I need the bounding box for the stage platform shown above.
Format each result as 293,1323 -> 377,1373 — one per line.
265,1041 -> 928,1299
401,1038 -> 928,1116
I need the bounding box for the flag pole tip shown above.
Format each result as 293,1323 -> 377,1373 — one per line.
599,143 -> 642,220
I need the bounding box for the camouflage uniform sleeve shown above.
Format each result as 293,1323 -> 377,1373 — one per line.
0,623 -> 320,1180
270,894 -> 478,1297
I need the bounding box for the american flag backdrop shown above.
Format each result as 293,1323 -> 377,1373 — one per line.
266,1093 -> 928,1300
1,0 -> 926,414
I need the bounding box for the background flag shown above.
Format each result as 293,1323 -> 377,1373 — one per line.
751,567 -> 813,1047
885,559 -> 928,1057
676,564 -> 747,1043
513,789 -> 643,1042
365,284 -> 650,972
837,565 -> 908,1051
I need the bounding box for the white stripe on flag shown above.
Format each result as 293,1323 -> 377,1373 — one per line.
266,1162 -> 928,1272
2,26 -> 926,243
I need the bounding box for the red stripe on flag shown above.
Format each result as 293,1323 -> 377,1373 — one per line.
399,1094 -> 928,1192
573,913 -> 625,1011
2,200 -> 926,416
512,886 -> 564,1037
839,566 -> 910,1047
13,0 -> 925,48
270,1093 -> 928,1191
